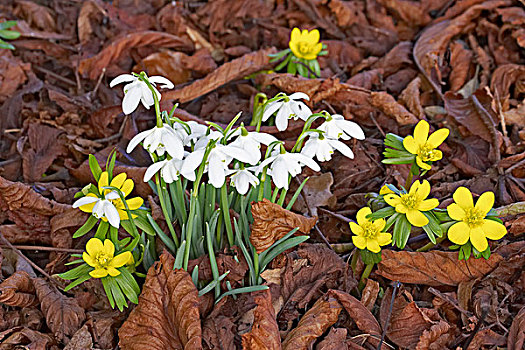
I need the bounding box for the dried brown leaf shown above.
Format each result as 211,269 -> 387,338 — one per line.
508,306 -> 525,350
250,199 -> 317,254
281,293 -> 342,350
0,271 -> 37,308
330,290 -> 386,350
370,91 -> 419,125
361,278 -> 380,311
490,64 -> 525,105
0,50 -> 29,103
399,77 -> 424,118
33,278 -> 85,343
79,31 -> 192,80
164,47 -> 276,103
241,290 -> 281,350
467,329 -> 506,349
64,325 -> 93,350
0,326 -> 55,349
118,251 -> 202,350
376,249 -> 503,286
292,173 -> 336,216
415,321 -> 455,350
315,328 -> 348,350
449,41 -> 474,92
14,1 -> 56,32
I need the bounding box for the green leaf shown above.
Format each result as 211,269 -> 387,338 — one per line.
0,40 -> 14,50
174,241 -> 186,269
191,265 -> 199,285
106,277 -> 127,311
260,235 -> 309,271
0,29 -> 20,40
95,220 -> 109,240
63,275 -> 92,291
360,249 -> 382,264
59,264 -> 92,282
115,270 -> 139,304
367,207 -> 396,220
384,212 -> 400,231
73,216 -> 98,238
382,157 -> 416,165
216,285 -> 269,303
88,154 -> 102,181
146,213 -> 176,254
393,215 -> 411,249
101,278 -> 115,309
286,177 -> 308,210
106,151 -> 117,181
0,21 -> 17,30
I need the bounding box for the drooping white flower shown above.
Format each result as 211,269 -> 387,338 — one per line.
318,114 -> 365,141
301,134 -> 355,162
262,92 -> 312,131
183,143 -> 254,188
143,157 -> 197,183
228,129 -> 278,165
110,74 -> 174,115
73,192 -> 121,228
126,125 -> 184,159
257,148 -> 320,190
227,166 -> 259,195
174,121 -> 209,146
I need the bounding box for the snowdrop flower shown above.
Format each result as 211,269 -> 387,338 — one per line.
110,74 -> 174,115
301,133 -> 355,162
144,156 -> 197,183
127,125 -> 184,159
73,192 -> 121,228
227,166 -> 259,195
228,128 -> 278,165
262,92 -> 312,131
318,114 -> 365,141
258,147 -> 320,190
174,121 -> 209,145
183,143 -> 253,188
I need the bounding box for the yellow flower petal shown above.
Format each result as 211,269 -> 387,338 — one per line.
416,157 -> 431,170
416,180 -> 431,200
106,267 -> 121,277
377,232 -> 392,246
428,150 -> 442,162
356,207 -> 372,226
98,172 -> 109,195
125,197 -> 143,210
103,239 -> 115,257
475,191 -> 494,216
350,222 -> 364,236
395,204 -> 408,214
90,268 -> 108,278
79,193 -> 98,213
290,28 -> 301,43
409,180 -> 420,195
403,136 -> 418,154
120,179 -> 134,197
118,209 -> 129,220
447,203 -> 466,221
374,218 -> 386,232
111,251 -> 132,268
418,198 -> 439,211
482,219 -> 507,240
427,128 -> 449,147
380,185 -> 394,195
413,120 -> 429,145
470,227 -> 488,252
305,29 -> 320,44
352,235 -> 367,250
447,222 -> 470,245
384,194 -> 401,207
86,238 -> 104,256
82,252 -> 96,267
366,239 -> 381,253
406,209 -> 428,227
110,173 -> 127,190
302,51 -> 319,60
453,187 -> 473,210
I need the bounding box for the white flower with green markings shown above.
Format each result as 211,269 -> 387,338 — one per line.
262,92 -> 312,131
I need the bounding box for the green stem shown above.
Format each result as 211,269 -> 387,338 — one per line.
417,233 -> 447,252
257,170 -> 267,202
220,184 -> 234,247
155,174 -> 179,248
277,186 -> 288,207
175,178 -> 187,224
359,263 -> 374,290
139,73 -> 163,127
253,251 -> 260,285
350,250 -> 359,274
183,196 -> 197,270
405,171 -> 414,190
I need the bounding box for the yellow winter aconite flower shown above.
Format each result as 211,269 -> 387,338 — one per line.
403,120 -> 449,170
350,207 -> 392,253
289,28 -> 323,60
379,185 -> 394,195
82,238 -> 132,278
447,187 -> 506,252
78,172 -> 143,221
384,180 -> 439,227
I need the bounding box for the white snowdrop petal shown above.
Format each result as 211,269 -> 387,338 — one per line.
144,160 -> 166,182
72,196 -> 99,208
329,139 -> 355,159
122,85 -> 142,115
262,101 -> 283,122
104,202 -> 121,228
149,76 -> 174,89
110,74 -> 136,87
289,92 -> 310,101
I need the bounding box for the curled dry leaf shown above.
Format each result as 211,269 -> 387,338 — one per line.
0,271 -> 37,308
399,77 -> 424,118
33,278 -> 86,343
250,199 -> 317,254
241,289 -> 281,350
281,292 -> 342,350
507,306 -> 525,350
79,31 -> 193,80
14,1 -> 56,32
0,326 -> 56,349
415,321 -> 456,350
370,91 -> 419,125
330,290 -> 386,350
0,49 -> 30,104
376,249 -> 503,286
292,173 -> 336,216
118,251 -> 202,350
163,47 -> 276,103
315,328 -> 348,350
467,329 -> 506,349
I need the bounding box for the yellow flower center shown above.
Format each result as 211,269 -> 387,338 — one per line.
298,42 -> 312,55
361,222 -> 379,239
417,143 -> 438,162
94,252 -> 112,268
463,207 -> 485,228
400,193 -> 420,209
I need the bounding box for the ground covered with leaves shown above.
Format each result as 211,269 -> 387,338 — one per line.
0,0 -> 524,349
